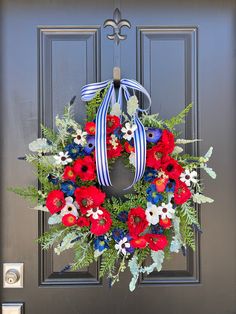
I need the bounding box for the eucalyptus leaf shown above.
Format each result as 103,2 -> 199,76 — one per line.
175,138 -> 202,144
204,146 -> 213,159
54,231 -> 78,255
202,166 -> 217,179
192,193 -> 214,204
48,214 -> 61,225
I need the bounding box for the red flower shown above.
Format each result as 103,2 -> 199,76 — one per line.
127,207 -> 148,237
46,190 -> 65,214
162,157 -> 183,179
146,145 -> 167,169
174,180 -> 192,205
90,209 -> 112,236
159,218 -> 172,229
106,115 -> 121,134
145,234 -> 168,251
124,141 -> 135,153
159,129 -> 175,154
130,236 -> 148,249
85,121 -> 96,135
153,175 -> 169,192
74,186 -> 106,214
73,156 -> 96,181
77,216 -> 90,227
107,137 -> 123,159
62,214 -> 77,227
63,166 -> 76,182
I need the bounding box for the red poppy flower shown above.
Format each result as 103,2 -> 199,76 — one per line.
74,186 -> 106,214
130,236 -> 148,249
107,137 -> 123,159
162,158 -> 183,179
145,234 -> 168,251
174,180 -> 192,205
127,207 -> 148,237
85,121 -> 96,135
106,115 -> 121,134
62,213 -> 77,227
90,209 -> 112,236
159,218 -> 172,229
63,166 -> 76,182
146,145 -> 167,169
153,175 -> 169,192
46,190 -> 65,214
77,216 -> 90,227
73,156 -> 96,181
159,129 -> 175,154
124,141 -> 135,153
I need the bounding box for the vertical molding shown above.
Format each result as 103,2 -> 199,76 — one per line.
38,26 -> 101,286
137,26 -> 200,285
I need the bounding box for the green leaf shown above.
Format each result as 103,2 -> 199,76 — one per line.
192,193 -> 214,204
170,216 -> 182,253
164,103 -> 192,129
8,186 -> 38,204
48,214 -> 62,225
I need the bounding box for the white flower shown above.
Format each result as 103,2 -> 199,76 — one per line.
180,169 -> 198,186
54,152 -> 72,165
127,95 -> 139,116
86,207 -> 103,220
115,237 -> 131,255
61,197 -> 79,218
110,102 -> 122,117
29,138 -> 51,153
72,129 -> 87,146
109,134 -> 119,149
129,151 -> 136,167
121,122 -> 137,141
145,202 -> 160,225
157,202 -> 175,220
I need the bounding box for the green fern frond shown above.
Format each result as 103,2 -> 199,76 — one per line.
8,186 -> 38,204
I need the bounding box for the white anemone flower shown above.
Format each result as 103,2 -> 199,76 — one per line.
157,202 -> 175,220
87,207 -> 103,220
72,129 -> 87,146
145,203 -> 160,225
121,122 -> 137,141
115,237 -> 130,255
54,152 -> 72,165
180,169 -> 198,186
61,197 -> 79,218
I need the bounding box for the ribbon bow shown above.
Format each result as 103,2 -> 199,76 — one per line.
81,78 -> 151,190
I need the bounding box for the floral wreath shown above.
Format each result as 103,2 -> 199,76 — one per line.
11,80 -> 216,291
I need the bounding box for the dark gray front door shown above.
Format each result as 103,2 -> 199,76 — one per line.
1,1 -> 235,313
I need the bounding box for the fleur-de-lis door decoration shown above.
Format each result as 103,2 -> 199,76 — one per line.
104,8 -> 131,45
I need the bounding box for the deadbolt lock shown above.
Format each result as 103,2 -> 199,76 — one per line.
5,269 -> 20,284
3,263 -> 24,288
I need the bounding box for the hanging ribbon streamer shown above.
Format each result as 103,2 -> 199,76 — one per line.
81,79 -> 151,189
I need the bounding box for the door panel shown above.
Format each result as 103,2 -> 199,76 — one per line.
1,0 -> 236,313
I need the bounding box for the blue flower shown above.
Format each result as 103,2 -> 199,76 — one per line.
65,143 -> 83,159
112,228 -> 125,242
146,184 -> 163,204
47,174 -> 59,185
61,181 -> 76,196
113,126 -> 123,139
144,168 -> 157,182
94,236 -> 109,252
165,179 -> 176,192
151,225 -> 164,234
146,128 -> 162,143
117,211 -> 128,222
84,136 -> 95,154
